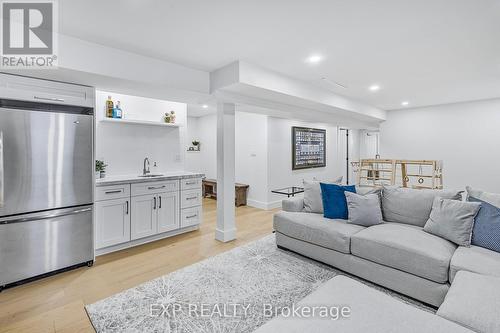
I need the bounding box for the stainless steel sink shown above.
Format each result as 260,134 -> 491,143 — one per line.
138,174 -> 164,178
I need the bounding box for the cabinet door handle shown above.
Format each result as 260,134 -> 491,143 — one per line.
153,197 -> 156,210
159,196 -> 162,209
125,200 -> 129,214
186,196 -> 198,200
186,214 -> 198,219
34,96 -> 65,102
185,181 -> 196,185
148,185 -> 166,190
105,190 -> 122,194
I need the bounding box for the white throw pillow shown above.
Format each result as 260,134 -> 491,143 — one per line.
466,186 -> 500,208
303,177 -> 342,214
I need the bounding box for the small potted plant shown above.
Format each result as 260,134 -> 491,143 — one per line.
95,160 -> 107,179
192,140 -> 200,151
164,112 -> 171,123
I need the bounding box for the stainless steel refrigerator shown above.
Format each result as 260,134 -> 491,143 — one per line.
0,87 -> 94,290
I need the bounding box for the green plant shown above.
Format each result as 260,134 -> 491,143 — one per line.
192,140 -> 200,146
95,160 -> 107,172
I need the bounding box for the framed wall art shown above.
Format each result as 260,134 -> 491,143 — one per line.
292,126 -> 326,170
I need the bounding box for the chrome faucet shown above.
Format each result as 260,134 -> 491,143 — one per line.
143,157 -> 150,176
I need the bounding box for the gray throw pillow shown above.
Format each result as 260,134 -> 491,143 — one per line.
466,186 -> 500,208
345,192 -> 383,227
437,271 -> 500,333
423,197 -> 481,246
303,177 -> 342,213
356,186 -> 382,196
382,186 -> 463,227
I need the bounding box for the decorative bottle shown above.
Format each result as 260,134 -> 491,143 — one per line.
106,96 -> 114,118
113,101 -> 122,119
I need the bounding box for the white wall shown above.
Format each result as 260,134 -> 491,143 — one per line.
187,112 -> 347,209
188,114 -> 218,179
380,99 -> 500,192
185,116 -> 202,173
267,118 -> 344,206
95,91 -> 187,175
235,113 -> 269,208
185,112 -> 270,208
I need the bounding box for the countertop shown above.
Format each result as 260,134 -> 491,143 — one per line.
95,171 -> 205,187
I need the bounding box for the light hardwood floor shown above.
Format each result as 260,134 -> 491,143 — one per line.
0,199 -> 277,332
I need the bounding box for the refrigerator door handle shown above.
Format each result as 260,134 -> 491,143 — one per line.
0,206 -> 92,225
0,131 -> 3,208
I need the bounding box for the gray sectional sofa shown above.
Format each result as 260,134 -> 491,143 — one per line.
274,187 -> 500,307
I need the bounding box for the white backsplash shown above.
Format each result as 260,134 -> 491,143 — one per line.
95,90 -> 187,176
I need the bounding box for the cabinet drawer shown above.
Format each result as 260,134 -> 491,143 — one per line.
181,177 -> 202,190
96,184 -> 130,201
181,189 -> 202,208
131,180 -> 178,196
181,206 -> 202,228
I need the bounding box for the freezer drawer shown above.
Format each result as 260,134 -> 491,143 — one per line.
0,205 -> 93,286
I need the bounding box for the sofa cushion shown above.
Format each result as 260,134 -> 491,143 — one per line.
438,271 -> 500,333
255,275 -> 473,333
449,245 -> 500,282
423,197 -> 481,246
381,186 -> 463,227
281,196 -> 305,213
345,192 -> 383,227
320,183 -> 356,219
273,211 -> 365,254
303,177 -> 342,214
351,223 -> 457,283
469,196 -> 500,253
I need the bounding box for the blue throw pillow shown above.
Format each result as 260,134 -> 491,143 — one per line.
469,196 -> 500,253
320,183 -> 356,219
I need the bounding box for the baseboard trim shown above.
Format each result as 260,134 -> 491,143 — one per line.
247,199 -> 282,210
215,228 -> 236,242
96,225 -> 199,256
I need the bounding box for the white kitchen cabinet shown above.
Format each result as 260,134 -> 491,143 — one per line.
157,191 -> 180,233
130,194 -> 157,240
0,73 -> 95,108
95,176 -> 203,254
95,198 -> 130,248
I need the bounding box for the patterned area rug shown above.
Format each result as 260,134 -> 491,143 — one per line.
86,234 -> 433,332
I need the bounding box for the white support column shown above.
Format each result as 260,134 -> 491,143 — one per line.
215,102 -> 236,242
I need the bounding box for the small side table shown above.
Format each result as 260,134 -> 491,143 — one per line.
271,186 -> 304,198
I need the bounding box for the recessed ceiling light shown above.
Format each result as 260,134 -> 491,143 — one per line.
401,101 -> 409,106
202,104 -> 208,109
305,54 -> 323,64
369,84 -> 381,92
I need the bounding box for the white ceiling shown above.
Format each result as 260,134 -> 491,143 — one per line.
60,0 -> 500,111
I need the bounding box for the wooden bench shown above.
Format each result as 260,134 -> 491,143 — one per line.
202,178 -> 249,207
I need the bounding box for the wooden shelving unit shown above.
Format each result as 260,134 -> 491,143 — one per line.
100,118 -> 181,127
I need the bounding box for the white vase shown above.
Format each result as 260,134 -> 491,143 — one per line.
95,171 -> 100,179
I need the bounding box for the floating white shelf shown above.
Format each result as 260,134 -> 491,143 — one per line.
100,118 -> 181,127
